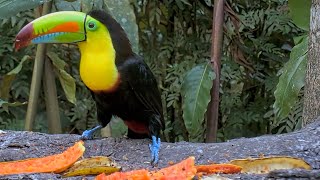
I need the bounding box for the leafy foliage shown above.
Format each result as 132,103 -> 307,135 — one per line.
135,0 -> 212,142
0,0 -> 305,143
274,36 -> 308,120
48,52 -> 76,104
288,0 -> 311,31
273,0 -> 310,123
0,10 -> 34,130
217,0 -> 303,140
181,63 -> 214,142
272,92 -> 303,134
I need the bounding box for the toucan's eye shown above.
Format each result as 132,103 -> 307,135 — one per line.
89,22 -> 95,28
87,21 -> 97,31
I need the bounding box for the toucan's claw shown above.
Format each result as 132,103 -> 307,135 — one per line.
81,125 -> 103,140
149,136 -> 161,165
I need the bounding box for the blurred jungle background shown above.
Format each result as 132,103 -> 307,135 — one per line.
0,0 -> 309,142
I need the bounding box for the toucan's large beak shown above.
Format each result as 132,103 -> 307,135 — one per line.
15,11 -> 87,50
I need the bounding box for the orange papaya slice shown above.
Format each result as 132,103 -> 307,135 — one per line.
151,156 -> 196,180
96,156 -> 197,180
0,141 -> 85,175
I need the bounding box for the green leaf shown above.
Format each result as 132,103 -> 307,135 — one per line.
48,52 -> 76,104
57,69 -> 76,104
103,0 -> 139,53
274,35 -> 308,120
110,117 -> 128,137
0,55 -> 30,102
293,35 -> 306,45
0,99 -> 27,112
7,55 -> 30,75
0,99 -> 27,107
181,63 -> 215,142
288,0 -> 311,31
0,75 -> 15,100
0,0 -> 49,18
47,52 -> 66,69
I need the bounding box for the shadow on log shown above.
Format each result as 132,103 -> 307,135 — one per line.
0,120 -> 320,179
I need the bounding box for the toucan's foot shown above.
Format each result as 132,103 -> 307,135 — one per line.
81,125 -> 103,140
149,136 -> 161,165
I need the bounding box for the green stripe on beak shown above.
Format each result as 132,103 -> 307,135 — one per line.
15,11 -> 87,50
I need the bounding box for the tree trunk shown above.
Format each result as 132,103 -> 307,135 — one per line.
43,57 -> 61,134
303,0 -> 320,126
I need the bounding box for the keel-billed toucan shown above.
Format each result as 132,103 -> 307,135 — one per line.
15,10 -> 164,164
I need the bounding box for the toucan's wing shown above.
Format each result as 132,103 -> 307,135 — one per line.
120,55 -> 164,130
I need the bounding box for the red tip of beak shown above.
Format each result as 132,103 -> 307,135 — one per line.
14,23 -> 34,51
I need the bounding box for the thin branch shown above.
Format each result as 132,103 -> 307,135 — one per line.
25,2 -> 52,131
206,0 -> 224,143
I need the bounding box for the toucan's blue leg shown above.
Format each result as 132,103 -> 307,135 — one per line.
81,125 -> 103,140
149,136 -> 161,165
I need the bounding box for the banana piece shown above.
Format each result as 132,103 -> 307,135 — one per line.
62,156 -> 121,177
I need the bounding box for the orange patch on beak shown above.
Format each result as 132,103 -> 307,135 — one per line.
48,22 -> 80,34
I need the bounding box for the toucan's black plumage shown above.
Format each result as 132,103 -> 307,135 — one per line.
86,10 -> 164,140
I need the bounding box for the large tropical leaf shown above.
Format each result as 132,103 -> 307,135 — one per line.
288,0 -> 311,31
0,0 -> 48,18
57,70 -> 76,104
181,63 -> 215,142
47,52 -> 76,104
273,36 -> 308,120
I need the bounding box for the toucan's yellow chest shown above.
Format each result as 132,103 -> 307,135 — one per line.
77,26 -> 119,92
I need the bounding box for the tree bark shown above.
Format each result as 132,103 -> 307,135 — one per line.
1,120 -> 320,179
43,57 -> 61,133
303,0 -> 320,126
206,0 -> 224,142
